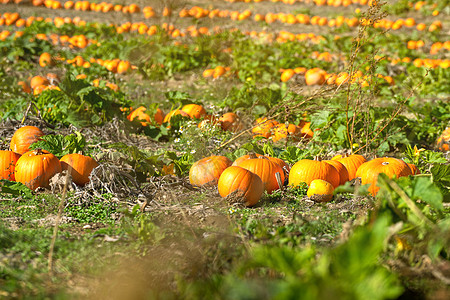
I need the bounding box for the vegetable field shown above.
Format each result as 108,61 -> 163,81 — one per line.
0,0 -> 449,298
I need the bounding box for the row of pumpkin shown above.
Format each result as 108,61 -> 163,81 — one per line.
1,126 -> 99,189
126,104 -> 314,142
2,125 -> 448,204
189,153 -> 420,206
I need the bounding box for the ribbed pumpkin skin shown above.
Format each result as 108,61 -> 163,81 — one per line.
408,163 -> 420,175
337,154 -> 367,180
355,157 -> 412,196
10,126 -> 45,155
189,156 -> 232,187
217,166 -> 263,207
238,158 -> 285,194
0,150 -> 21,181
289,159 -> 340,188
232,154 -> 264,166
324,160 -> 349,186
14,150 -> 61,190
181,104 -> 207,119
307,179 -> 334,202
60,153 -> 99,186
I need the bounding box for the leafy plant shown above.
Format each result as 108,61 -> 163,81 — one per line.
29,132 -> 86,158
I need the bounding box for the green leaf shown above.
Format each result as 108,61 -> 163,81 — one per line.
410,177 -> 443,211
0,180 -> 33,199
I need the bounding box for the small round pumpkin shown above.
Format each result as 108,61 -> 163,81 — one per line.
181,104 -> 207,119
189,155 -> 232,187
289,159 -> 340,188
307,179 -> 334,202
60,153 -> 99,186
14,149 -> 61,190
355,157 -> 412,196
218,166 -> 263,207
0,150 -> 21,181
237,157 -> 285,194
10,126 -> 45,155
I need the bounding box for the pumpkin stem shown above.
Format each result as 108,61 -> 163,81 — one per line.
314,155 -> 322,161
382,161 -> 390,165
248,153 -> 258,159
275,172 -> 283,191
34,148 -> 43,155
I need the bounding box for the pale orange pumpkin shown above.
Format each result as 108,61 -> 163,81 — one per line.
14,149 -> 61,190
60,153 -> 99,186
355,157 -> 412,196
217,166 -> 263,207
10,126 -> 45,155
189,156 -> 232,186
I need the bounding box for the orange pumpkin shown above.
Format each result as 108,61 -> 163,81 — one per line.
10,126 -> 45,155
39,52 -> 53,67
271,123 -> 301,142
163,109 -> 189,123
324,160 -> 349,186
189,156 -> 232,187
14,149 -> 61,190
0,150 -> 21,181
218,112 -> 242,132
436,127 -> 450,152
232,153 -> 264,166
334,154 -> 367,180
217,166 -> 263,207
355,157 -> 412,195
30,75 -> 49,89
233,154 -> 289,175
181,104 -> 207,119
127,106 -> 150,126
304,68 -> 326,85
407,163 -> 420,175
60,153 -> 99,186
252,118 -> 278,139
237,157 -> 285,194
289,159 -> 340,188
154,108 -> 165,125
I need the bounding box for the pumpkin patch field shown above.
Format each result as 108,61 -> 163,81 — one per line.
1,0 -> 450,298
